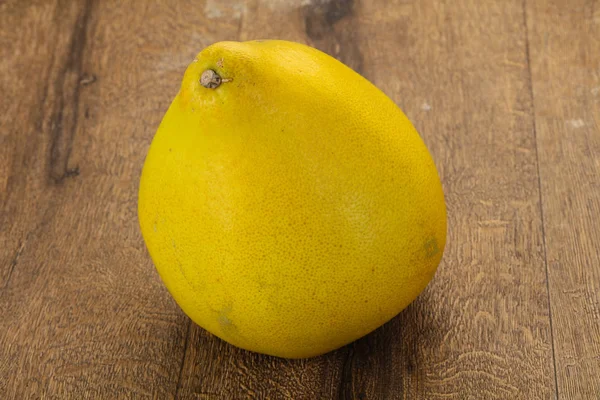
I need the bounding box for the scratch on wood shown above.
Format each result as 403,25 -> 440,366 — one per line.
175,319 -> 193,399
566,119 -> 585,128
79,74 -> 97,86
3,234 -> 30,289
337,345 -> 355,400
477,219 -> 510,227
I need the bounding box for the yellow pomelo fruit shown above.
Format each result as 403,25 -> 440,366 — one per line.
138,40 -> 446,359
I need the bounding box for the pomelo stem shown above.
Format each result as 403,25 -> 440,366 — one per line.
200,70 -> 232,89
200,70 -> 221,88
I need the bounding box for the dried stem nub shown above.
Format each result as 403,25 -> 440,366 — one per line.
200,70 -> 222,89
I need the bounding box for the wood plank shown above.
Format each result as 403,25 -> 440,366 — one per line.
526,0 -> 600,397
0,1 -> 239,397
0,0 -> 70,289
0,2 -> 92,396
177,0 -> 556,399
336,0 -> 555,398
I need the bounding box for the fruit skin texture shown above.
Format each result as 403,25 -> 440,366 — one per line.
138,40 -> 446,359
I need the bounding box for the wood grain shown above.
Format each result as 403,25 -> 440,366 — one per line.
0,0 -> 598,398
526,0 -> 600,397
0,1 -> 194,398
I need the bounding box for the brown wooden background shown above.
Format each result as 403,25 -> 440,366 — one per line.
1,0 -> 599,399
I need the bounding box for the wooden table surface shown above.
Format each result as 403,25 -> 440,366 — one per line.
1,0 -> 599,399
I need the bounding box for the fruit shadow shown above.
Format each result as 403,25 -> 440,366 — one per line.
180,284 -> 447,397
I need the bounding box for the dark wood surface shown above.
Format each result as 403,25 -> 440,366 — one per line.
1,0 -> 599,398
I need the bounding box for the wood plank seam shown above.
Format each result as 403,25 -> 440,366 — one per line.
175,320 -> 192,399
338,346 -> 355,400
2,231 -> 32,290
521,0 -> 560,398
